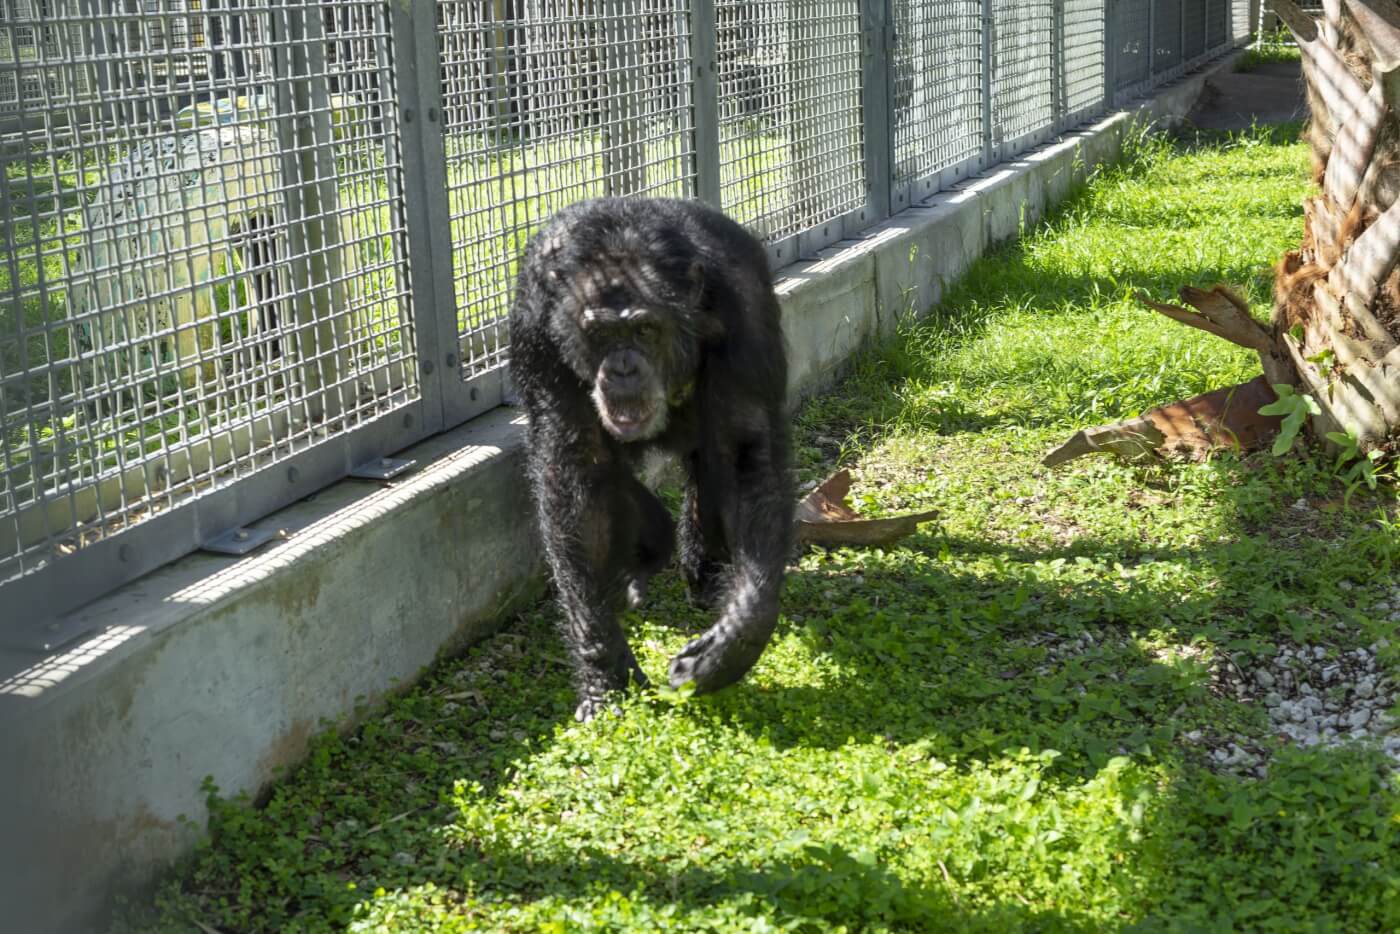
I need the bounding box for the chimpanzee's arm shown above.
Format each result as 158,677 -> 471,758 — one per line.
523,392 -> 650,721
667,396 -> 793,693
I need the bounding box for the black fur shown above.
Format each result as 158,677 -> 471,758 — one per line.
509,197 -> 794,722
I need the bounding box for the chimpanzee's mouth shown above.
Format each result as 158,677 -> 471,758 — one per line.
597,399 -> 660,441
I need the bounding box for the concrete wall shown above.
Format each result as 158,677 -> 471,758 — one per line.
0,60 -> 1228,933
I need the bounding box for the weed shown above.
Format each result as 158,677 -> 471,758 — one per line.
1235,30 -> 1303,72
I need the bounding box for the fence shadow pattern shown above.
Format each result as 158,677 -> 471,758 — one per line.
0,0 -> 1251,631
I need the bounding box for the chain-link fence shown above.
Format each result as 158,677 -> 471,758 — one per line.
1,0 -> 1252,634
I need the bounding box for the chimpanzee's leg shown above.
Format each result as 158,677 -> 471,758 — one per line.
623,474 -> 675,609
677,452 -> 729,610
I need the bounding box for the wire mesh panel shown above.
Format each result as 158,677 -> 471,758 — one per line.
0,0 -> 418,605
890,0 -> 982,196
1153,0 -> 1184,74
1112,0 -> 1153,93
991,1 -> 1054,155
1231,0 -> 1254,41
1063,0 -> 1106,121
715,0 -> 866,251
436,0 -> 696,378
1208,0 -> 1230,49
1,0 -> 1258,620
1183,0 -> 1207,61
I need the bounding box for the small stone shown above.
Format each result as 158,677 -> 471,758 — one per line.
1291,705 -> 1309,723
1291,497 -> 1309,510
1351,728 -> 1369,741
1347,709 -> 1371,730
1255,670 -> 1276,689
393,851 -> 416,867
1356,680 -> 1376,699
1314,646 -> 1328,659
1374,637 -> 1391,651
1264,692 -> 1283,708
1338,580 -> 1354,591
1184,730 -> 1203,743
1300,682 -> 1314,696
1321,664 -> 1341,684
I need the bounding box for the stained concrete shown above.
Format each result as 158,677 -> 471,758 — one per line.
0,52 -> 1239,934
1187,59 -> 1308,130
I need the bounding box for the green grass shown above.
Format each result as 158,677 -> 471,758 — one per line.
1235,30 -> 1302,72
120,123 -> 1400,932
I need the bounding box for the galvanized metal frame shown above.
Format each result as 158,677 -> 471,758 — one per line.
2,0 -> 1256,637
691,0 -> 721,207
887,0 -> 987,211
2,0 -> 432,633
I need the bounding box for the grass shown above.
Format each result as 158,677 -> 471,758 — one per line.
120,122 -> 1400,932
1235,30 -> 1302,72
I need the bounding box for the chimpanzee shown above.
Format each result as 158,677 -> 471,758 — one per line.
509,197 -> 793,722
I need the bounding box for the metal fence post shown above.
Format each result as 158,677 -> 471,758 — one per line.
603,0 -> 645,195
1051,0 -> 1066,131
691,0 -> 721,207
388,0 -> 459,436
860,0 -> 892,219
269,1 -> 344,429
1104,0 -> 1116,108
1148,0 -> 1156,83
982,0 -> 996,166
1181,0 -> 1188,70
297,7 -> 353,426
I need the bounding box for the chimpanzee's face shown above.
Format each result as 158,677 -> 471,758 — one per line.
550,251 -> 701,442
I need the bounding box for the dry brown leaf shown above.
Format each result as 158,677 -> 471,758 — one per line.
1043,377 -> 1284,467
796,470 -> 939,547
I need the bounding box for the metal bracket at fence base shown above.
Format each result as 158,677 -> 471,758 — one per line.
2,615 -> 98,654
203,527 -> 280,556
348,457 -> 417,482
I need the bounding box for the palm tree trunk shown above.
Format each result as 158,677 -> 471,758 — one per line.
1047,0 -> 1400,467
1270,0 -> 1400,446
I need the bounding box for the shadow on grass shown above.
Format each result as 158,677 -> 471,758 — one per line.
135,470 -> 1400,932
360,837 -> 1104,932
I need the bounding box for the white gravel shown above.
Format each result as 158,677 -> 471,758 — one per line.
1023,624 -> 1399,779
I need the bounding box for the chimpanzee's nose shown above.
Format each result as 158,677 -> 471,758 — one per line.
606,350 -> 640,381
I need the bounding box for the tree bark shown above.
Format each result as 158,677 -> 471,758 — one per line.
1273,0 -> 1400,447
